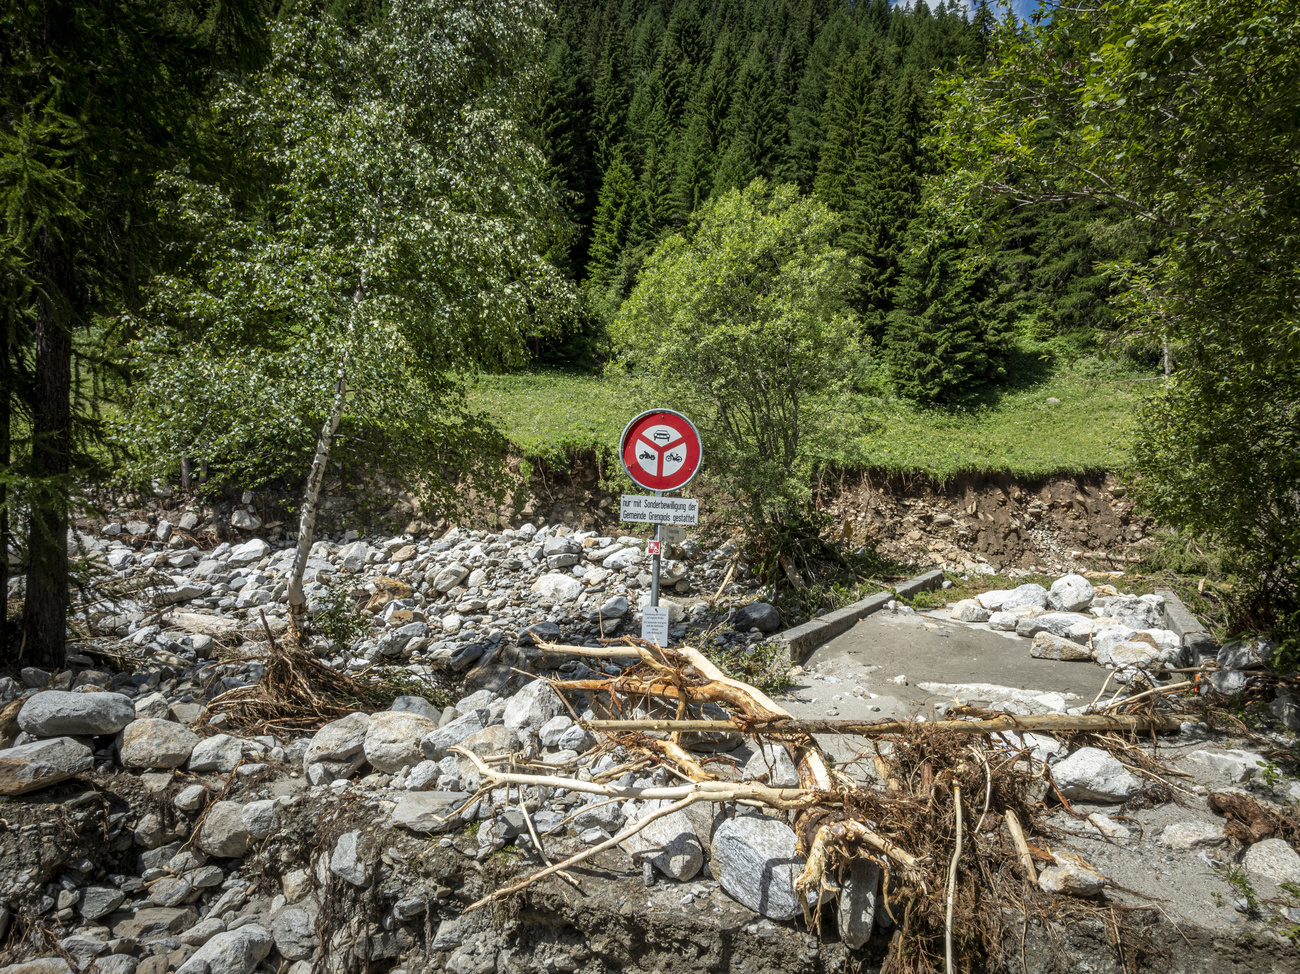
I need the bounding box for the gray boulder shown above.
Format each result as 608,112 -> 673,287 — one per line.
1000,584 -> 1049,611
364,711 -> 438,773
77,886 -> 126,921
1047,574 -> 1095,613
1051,747 -> 1140,803
17,690 -> 135,737
430,562 -> 469,593
197,801 -> 250,858
712,816 -> 805,921
118,718 -> 200,770
742,744 -> 800,788
302,711 -> 370,780
188,734 -> 244,773
733,602 -> 781,634
226,538 -> 269,567
330,830 -> 369,886
388,695 -> 441,721
0,738 -> 92,796
269,907 -> 316,961
529,573 -> 583,602
420,709 -> 487,761
503,680 -> 565,736
175,924 -> 273,974
838,859 -> 881,949
1029,632 -> 1092,662
241,799 -> 280,841
620,800 -> 704,880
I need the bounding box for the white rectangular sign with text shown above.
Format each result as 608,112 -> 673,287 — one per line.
620,494 -> 699,526
640,606 -> 670,647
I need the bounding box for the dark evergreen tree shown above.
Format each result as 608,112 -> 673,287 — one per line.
885,207 -> 1008,404
0,0 -> 265,667
712,36 -> 786,195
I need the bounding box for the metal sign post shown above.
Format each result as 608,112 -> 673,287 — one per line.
650,490 -> 662,609
618,409 -> 703,649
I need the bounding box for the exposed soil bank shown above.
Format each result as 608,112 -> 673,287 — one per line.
82,458 -> 1150,577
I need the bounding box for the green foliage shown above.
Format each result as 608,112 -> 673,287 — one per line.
703,640 -> 794,696
120,0 -> 573,510
613,180 -> 864,532
468,361 -> 1145,482
884,204 -> 1008,404
310,581 -> 367,650
932,0 -> 1300,639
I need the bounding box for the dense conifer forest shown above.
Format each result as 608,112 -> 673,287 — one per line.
531,0 -> 1144,396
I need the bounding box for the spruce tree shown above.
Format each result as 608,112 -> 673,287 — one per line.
711,37 -> 785,195
885,207 -> 1008,405
0,0 -> 265,666
585,152 -> 641,311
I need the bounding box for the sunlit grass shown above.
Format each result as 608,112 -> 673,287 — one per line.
469,357 -> 1150,479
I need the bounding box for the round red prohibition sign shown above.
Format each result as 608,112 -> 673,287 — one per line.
619,409 -> 702,492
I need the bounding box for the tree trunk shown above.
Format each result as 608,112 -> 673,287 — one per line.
1,381 -> 10,664
21,231 -> 73,669
180,456 -> 192,490
287,365 -> 348,634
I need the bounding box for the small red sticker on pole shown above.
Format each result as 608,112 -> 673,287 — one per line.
646,540 -> 662,556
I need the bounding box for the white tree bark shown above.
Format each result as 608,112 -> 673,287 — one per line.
286,258 -> 369,632
287,362 -> 348,631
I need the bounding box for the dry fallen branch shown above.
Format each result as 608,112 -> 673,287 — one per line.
583,714 -> 1185,736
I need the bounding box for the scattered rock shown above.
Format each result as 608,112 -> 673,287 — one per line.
364,711 -> 439,773
712,816 -> 804,921
188,734 -> 245,773
950,599 -> 991,623
17,690 -> 135,737
118,718 -> 200,769
529,573 -> 584,602
1051,747 -> 1140,803
0,737 -> 92,795
303,711 -> 370,780
1158,822 -> 1228,851
330,830 -> 370,886
1242,838 -> 1300,885
197,801 -> 250,858
1047,574 -> 1094,613
1038,850 -> 1105,896
732,602 -> 781,633
1184,748 -> 1267,783
503,680 -> 565,736
620,801 -> 704,881
837,859 -> 881,949
175,924 -> 273,974
1029,632 -> 1092,662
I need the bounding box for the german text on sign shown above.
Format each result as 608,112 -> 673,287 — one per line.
619,494 -> 699,526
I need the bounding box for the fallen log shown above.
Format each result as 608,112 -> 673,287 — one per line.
583,714 -> 1185,736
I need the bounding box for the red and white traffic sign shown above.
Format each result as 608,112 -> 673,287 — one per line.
619,409 -> 702,492
646,540 -> 662,556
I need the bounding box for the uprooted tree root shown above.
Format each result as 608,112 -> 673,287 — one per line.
198,614 -> 454,734
455,638 -> 1174,974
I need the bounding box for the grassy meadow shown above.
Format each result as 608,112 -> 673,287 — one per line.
469,347 -> 1155,480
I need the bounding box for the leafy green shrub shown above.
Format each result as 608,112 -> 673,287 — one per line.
613,179 -> 865,539
311,581 -> 367,648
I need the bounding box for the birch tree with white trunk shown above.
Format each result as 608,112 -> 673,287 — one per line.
121,0 -> 572,630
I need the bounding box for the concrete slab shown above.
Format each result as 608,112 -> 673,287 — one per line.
779,605 -> 1115,767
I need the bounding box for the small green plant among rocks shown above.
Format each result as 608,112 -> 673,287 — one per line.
311,581 -> 367,649
703,640 -> 794,696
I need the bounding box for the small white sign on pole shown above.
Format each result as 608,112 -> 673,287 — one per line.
660,525 -> 687,545
620,494 -> 699,526
640,606 -> 671,647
